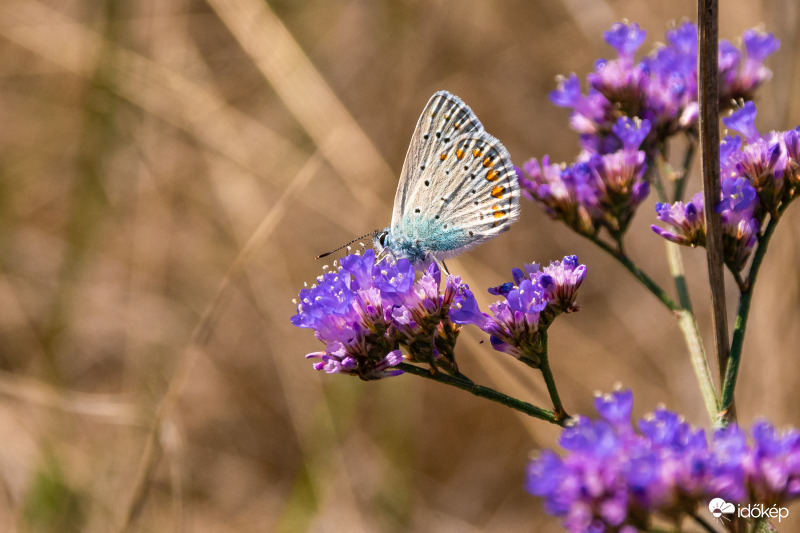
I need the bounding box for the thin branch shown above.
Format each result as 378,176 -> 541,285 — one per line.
719,212 -> 782,423
587,235 -> 679,311
651,142 -> 718,421
673,135 -> 698,203
536,331 -> 569,422
397,362 -> 566,426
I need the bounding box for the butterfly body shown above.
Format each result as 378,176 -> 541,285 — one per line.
375,91 -> 520,266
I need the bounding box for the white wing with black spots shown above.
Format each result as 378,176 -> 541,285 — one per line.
386,91 -> 519,261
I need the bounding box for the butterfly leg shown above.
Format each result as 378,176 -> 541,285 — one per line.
434,258 -> 450,275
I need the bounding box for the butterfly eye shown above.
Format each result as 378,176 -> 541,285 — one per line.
378,231 -> 388,247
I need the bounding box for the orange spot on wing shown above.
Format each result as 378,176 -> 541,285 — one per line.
473,148 -> 482,158
486,170 -> 499,182
483,157 -> 494,168
440,152 -> 448,161
454,123 -> 461,130
491,185 -> 505,198
456,148 -> 465,159
493,210 -> 506,219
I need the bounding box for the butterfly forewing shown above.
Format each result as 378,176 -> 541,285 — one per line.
394,130 -> 519,256
431,131 -> 519,233
391,91 -> 484,228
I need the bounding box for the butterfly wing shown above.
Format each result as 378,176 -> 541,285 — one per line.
390,92 -> 519,260
391,91 -> 484,230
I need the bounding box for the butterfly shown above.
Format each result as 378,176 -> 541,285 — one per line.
373,90 -> 520,268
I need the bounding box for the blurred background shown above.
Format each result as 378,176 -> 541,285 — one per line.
1,0 -> 799,531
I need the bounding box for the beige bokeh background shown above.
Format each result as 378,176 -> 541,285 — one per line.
1,0 -> 799,531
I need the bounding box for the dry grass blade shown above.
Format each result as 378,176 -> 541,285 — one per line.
0,0 -> 379,230
206,0 -> 394,205
0,372 -> 141,424
118,152 -> 325,532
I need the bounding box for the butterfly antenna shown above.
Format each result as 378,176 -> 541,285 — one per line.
316,230 -> 381,260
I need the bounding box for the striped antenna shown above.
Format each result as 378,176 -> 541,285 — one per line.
316,230 -> 381,259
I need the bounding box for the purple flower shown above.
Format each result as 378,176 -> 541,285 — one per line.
526,389 -> 800,531
392,263 -> 465,367
651,185 -> 760,272
292,250 -> 472,379
451,256 -> 586,364
718,177 -> 758,214
654,100 -> 800,270
651,192 -> 706,247
747,421 -> 800,504
723,100 -> 761,144
723,102 -> 800,215
519,157 -> 597,235
538,255 -> 587,314
720,135 -> 744,177
604,22 -> 647,60
583,118 -> 651,236
719,29 -> 780,104
523,117 -> 651,238
548,21 -> 778,157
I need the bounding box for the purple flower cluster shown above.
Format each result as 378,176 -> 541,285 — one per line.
291,249 -> 467,379
450,256 -> 586,365
523,21 -> 779,243
552,21 -> 778,154
527,389 -> 800,532
652,102 -> 800,272
521,117 -> 650,239
651,183 -> 759,272
722,101 -> 800,215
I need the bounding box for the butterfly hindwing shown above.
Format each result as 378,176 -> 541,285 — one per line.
393,130 -> 519,256
391,91 -> 484,229
381,90 -> 519,263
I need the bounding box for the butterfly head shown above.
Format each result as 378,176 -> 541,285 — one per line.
373,228 -> 390,256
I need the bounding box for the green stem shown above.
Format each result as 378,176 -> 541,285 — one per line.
664,240 -> 694,312
588,232 -> 720,420
397,362 -> 566,426
587,235 -> 679,311
652,147 -> 718,422
672,135 -> 698,203
535,330 -> 569,422
719,212 -> 782,423
665,240 -> 719,422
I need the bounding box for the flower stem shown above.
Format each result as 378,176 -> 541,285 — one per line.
677,309 -> 719,421
664,239 -> 719,422
397,362 -> 566,426
652,146 -> 718,422
719,212 -> 782,423
587,235 -> 679,311
672,134 -> 698,203
536,330 -> 569,422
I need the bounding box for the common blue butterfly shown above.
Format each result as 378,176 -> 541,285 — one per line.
373,91 -> 520,267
